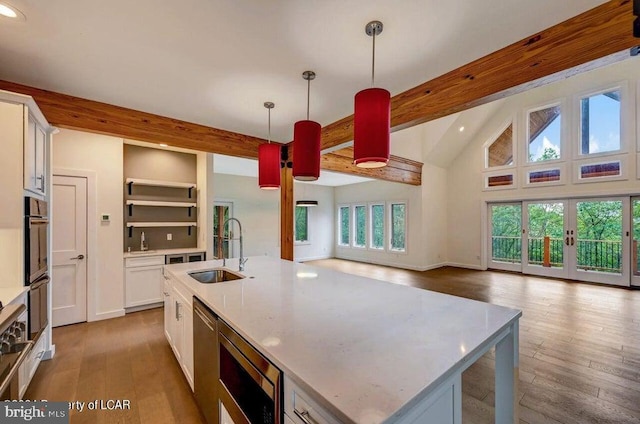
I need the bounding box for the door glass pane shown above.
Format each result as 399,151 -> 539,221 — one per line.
528,105 -> 561,162
580,90 -> 621,155
339,206 -> 350,246
576,200 -> 622,274
491,204 -> 521,264
295,206 -> 308,242
370,204 -> 384,249
213,205 -> 230,259
354,206 -> 366,247
634,199 -> 640,276
527,203 -> 564,268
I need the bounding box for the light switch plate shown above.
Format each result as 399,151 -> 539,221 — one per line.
101,214 -> 110,222
167,233 -> 172,241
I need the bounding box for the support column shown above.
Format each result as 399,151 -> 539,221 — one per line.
495,321 -> 519,424
280,146 -> 294,260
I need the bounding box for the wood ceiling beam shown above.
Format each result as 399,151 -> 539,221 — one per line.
321,149 -> 422,186
0,80 -> 273,159
320,0 -> 639,151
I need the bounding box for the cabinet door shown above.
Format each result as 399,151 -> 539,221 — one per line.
181,300 -> 194,390
163,279 -> 172,343
34,123 -> 46,194
23,114 -> 37,192
172,289 -> 184,363
125,264 -> 163,307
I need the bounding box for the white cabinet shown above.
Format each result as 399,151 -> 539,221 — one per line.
163,274 -> 194,390
24,111 -> 48,196
284,376 -> 341,424
124,255 -> 164,309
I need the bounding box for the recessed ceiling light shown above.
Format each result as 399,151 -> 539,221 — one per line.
0,3 -> 25,20
159,143 -> 168,147
459,126 -> 465,132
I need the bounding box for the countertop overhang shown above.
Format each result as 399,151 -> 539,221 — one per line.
164,256 -> 521,424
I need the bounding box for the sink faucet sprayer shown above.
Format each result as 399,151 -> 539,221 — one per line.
222,218 -> 248,271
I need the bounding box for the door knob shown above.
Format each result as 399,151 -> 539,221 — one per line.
70,254 -> 85,260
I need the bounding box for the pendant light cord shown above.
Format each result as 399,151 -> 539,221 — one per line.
306,77 -> 311,120
268,108 -> 271,144
371,30 -> 376,87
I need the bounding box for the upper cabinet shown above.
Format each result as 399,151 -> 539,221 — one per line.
24,110 -> 48,196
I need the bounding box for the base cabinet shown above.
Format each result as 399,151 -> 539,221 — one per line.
163,274 -> 194,390
125,255 -> 164,309
19,331 -> 47,398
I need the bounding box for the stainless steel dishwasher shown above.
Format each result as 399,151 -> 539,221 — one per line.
193,297 -> 218,424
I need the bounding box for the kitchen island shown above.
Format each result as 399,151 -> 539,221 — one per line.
164,257 -> 521,424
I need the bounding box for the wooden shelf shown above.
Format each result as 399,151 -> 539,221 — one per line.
126,200 -> 197,208
125,178 -> 196,189
127,222 -> 197,228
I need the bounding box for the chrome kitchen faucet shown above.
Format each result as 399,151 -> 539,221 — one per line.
222,218 -> 248,271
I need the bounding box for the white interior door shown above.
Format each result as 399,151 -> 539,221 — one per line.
52,175 -> 87,326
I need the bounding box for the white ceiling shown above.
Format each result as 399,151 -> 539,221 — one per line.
0,0 -> 607,145
213,154 -> 373,187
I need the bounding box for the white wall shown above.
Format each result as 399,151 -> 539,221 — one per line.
446,59 -> 640,269
294,182 -> 334,262
334,180 -> 428,270
213,173 -> 280,258
53,129 -> 124,321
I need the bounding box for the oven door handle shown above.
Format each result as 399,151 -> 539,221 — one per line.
0,341 -> 33,396
219,333 -> 275,400
28,218 -> 49,225
31,276 -> 50,290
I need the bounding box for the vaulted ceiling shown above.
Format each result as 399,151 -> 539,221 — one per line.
0,0 -> 637,188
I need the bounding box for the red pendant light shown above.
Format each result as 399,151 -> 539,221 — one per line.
293,71 -> 321,181
353,20 -> 390,168
258,102 -> 281,190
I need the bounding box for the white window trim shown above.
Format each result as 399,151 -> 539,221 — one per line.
483,116 -> 517,171
388,201 -> 408,254
369,202 -> 386,251
337,205 -> 351,247
523,98 -> 565,165
294,205 -> 311,245
573,82 -> 630,160
352,204 -> 367,249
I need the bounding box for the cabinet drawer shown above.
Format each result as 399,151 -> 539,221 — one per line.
125,255 -> 165,268
284,377 -> 341,424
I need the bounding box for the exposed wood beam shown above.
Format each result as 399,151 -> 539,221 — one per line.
321,148 -> 422,186
320,0 -> 639,151
280,159 -> 294,261
0,80 -> 274,159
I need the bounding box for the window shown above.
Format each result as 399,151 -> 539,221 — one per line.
370,204 -> 385,250
354,205 -> 366,248
338,206 -> 350,246
527,104 -> 561,162
294,206 -> 309,243
579,89 -> 621,155
389,203 -> 406,252
486,122 -> 514,168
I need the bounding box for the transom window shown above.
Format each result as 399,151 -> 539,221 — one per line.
486,122 -> 513,168
527,104 -> 561,162
579,89 -> 621,156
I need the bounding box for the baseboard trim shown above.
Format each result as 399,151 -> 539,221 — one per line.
445,262 -> 486,271
91,309 -> 125,322
334,255 -> 447,272
296,254 -> 333,263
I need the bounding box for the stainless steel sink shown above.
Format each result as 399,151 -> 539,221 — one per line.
188,269 -> 244,284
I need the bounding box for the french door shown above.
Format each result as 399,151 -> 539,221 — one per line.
489,197 -> 630,286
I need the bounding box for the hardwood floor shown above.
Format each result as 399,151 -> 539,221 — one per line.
25,261 -> 640,423
24,308 -> 204,424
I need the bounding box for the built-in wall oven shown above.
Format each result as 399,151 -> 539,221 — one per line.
218,319 -> 282,424
25,196 -> 49,341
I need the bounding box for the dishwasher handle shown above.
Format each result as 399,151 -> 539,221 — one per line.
194,303 -> 216,332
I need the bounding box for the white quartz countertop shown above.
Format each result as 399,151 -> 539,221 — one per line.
165,257 -> 521,424
123,247 -> 205,258
0,286 -> 28,306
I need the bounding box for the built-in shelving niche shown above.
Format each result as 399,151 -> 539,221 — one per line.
123,144 -> 198,251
